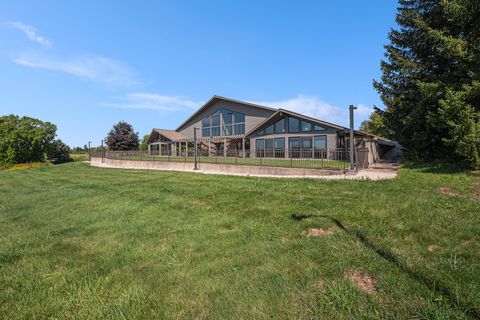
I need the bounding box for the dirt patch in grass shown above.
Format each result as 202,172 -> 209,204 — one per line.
438,187 -> 460,197
471,182 -> 480,201
314,280 -> 325,290
345,269 -> 377,294
427,245 -> 439,252
303,227 -> 334,237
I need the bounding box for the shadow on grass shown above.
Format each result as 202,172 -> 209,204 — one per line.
291,213 -> 480,319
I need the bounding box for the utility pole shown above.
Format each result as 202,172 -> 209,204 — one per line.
193,128 -> 198,170
349,105 -> 357,171
88,141 -> 92,161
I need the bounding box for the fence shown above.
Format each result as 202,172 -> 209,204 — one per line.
92,147 -> 369,171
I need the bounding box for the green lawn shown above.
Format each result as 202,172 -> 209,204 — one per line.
0,162 -> 479,319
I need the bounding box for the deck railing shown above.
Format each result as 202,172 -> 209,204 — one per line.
92,148 -> 369,171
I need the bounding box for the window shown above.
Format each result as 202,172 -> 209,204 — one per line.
289,137 -> 313,158
303,138 -> 312,148
255,138 -> 281,158
211,111 -> 221,126
265,124 -> 274,135
223,124 -> 233,136
201,115 -> 212,137
255,129 -> 265,136
274,138 -> 284,149
265,139 -> 273,150
222,109 -> 244,136
202,117 -> 210,127
274,119 -> 285,133
234,112 -> 245,123
256,139 -> 265,157
234,123 -> 245,135
286,116 -> 327,134
202,127 -> 210,137
223,110 -> 233,124
300,121 -> 312,132
314,136 -> 327,149
289,137 -> 301,149
288,117 -> 300,133
256,139 -> 265,150
211,126 -> 220,136
202,108 -> 245,137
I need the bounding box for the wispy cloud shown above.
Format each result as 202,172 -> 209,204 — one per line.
253,95 -> 373,127
6,21 -> 52,48
14,52 -> 138,86
103,93 -> 200,111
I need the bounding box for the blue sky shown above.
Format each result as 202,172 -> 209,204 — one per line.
0,0 -> 398,147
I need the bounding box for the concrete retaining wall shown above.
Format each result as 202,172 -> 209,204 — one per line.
90,157 -> 342,177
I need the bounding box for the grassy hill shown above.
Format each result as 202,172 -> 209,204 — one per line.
0,162 -> 479,319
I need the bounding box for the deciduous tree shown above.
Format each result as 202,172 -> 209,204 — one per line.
105,121 -> 139,151
0,115 -> 56,166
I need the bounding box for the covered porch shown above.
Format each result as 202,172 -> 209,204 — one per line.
147,129 -> 250,158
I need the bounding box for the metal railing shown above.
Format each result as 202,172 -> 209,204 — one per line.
92,147 -> 370,171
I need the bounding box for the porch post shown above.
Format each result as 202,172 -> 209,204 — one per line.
242,137 -> 245,158
148,144 -> 151,156
224,137 -> 227,157
208,138 -> 211,157
349,105 -> 357,171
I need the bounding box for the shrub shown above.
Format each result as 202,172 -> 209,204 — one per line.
47,139 -> 72,164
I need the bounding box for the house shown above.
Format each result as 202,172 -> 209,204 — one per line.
147,95 -> 400,164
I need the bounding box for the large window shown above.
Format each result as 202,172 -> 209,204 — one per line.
255,118 -> 286,137
314,136 -> 327,158
255,139 -> 265,157
314,136 -> 326,149
256,138 -> 285,158
201,108 -> 245,137
288,136 -> 328,158
288,116 -> 326,133
274,119 -> 285,134
301,121 -> 312,132
289,137 -> 313,158
288,117 -> 300,133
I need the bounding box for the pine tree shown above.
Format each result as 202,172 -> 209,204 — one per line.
374,0 -> 480,167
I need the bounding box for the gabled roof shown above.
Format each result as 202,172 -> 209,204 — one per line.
245,108 -> 349,137
149,128 -> 186,142
175,95 -> 277,131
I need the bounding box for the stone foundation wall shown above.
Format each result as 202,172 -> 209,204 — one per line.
90,157 -> 342,177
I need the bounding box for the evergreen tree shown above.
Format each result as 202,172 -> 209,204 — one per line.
105,121 -> 139,151
374,0 -> 480,167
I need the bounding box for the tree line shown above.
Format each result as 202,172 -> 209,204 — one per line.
0,115 -> 72,167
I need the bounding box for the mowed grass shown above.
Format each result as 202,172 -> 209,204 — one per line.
0,162 -> 479,319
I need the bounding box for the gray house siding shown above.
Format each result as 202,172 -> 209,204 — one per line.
177,100 -> 275,139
